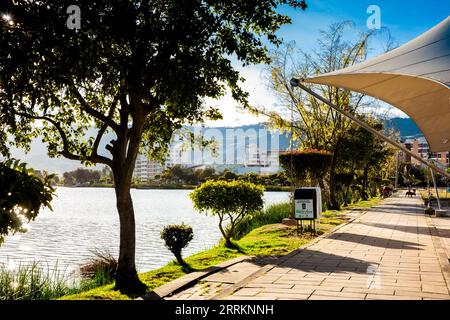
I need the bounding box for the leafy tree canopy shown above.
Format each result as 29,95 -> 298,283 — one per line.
190,179 -> 264,247
0,159 -> 56,245
0,0 -> 307,164
279,149 -> 333,186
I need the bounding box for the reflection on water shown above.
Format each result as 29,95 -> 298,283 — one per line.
0,187 -> 289,273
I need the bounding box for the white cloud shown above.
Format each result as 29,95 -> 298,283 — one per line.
204,63 -> 277,127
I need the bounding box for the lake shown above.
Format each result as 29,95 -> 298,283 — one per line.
0,187 -> 289,274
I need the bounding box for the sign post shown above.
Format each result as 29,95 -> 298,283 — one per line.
294,187 -> 322,234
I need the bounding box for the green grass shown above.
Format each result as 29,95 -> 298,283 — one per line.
232,197 -> 382,240
419,189 -> 450,201
0,262 -> 81,300
62,196 -> 381,300
61,247 -> 242,300
0,254 -> 121,300
232,202 -> 291,240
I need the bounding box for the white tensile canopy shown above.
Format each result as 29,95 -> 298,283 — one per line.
305,16 -> 450,153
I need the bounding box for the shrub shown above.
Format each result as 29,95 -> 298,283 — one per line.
79,250 -> 117,287
279,149 -> 333,186
190,180 -> 264,247
160,224 -> 194,266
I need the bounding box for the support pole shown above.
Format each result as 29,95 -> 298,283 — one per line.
430,168 -> 442,210
290,79 -> 450,180
395,151 -> 399,190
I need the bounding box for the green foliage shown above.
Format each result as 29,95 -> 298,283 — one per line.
160,166 -> 289,187
237,172 -> 289,186
400,163 -> 427,187
0,159 -> 56,245
218,169 -> 238,181
0,0 -> 308,164
161,165 -> 217,185
279,149 -> 333,186
232,202 -> 291,240
190,180 -> 264,247
334,173 -> 354,186
62,168 -> 102,186
79,250 -> 118,287
160,223 -> 194,266
100,166 -> 113,184
0,262 -> 77,300
338,117 -> 395,200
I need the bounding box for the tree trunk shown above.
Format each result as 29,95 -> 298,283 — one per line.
114,179 -> 146,293
112,108 -> 147,294
362,165 -> 369,200
318,178 -> 328,209
343,185 -> 349,206
328,153 -> 340,210
218,219 -> 232,248
173,251 -> 186,266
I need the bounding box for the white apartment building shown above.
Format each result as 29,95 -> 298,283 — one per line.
242,144 -> 281,174
245,144 -> 279,167
133,155 -> 170,183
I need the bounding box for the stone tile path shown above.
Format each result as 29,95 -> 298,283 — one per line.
167,193 -> 450,300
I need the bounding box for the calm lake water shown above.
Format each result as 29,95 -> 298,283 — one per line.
0,188 -> 289,274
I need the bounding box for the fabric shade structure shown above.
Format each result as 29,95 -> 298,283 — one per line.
304,16 -> 450,153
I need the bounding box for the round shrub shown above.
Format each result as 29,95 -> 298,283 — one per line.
190,180 -> 264,247
160,223 -> 194,266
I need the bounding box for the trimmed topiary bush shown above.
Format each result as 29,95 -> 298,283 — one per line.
160,223 -> 194,266
279,149 -> 333,186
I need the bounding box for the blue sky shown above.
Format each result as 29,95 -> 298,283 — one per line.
280,0 -> 449,47
207,0 -> 450,127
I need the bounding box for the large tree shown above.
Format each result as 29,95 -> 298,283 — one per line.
338,116 -> 395,200
0,0 -> 307,292
249,22 -> 395,209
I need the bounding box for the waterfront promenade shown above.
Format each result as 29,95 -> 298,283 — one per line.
167,193 -> 450,300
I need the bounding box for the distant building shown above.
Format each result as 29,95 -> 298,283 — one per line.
132,155 -> 171,183
245,144 -> 279,167
242,143 -> 281,175
401,136 -> 449,168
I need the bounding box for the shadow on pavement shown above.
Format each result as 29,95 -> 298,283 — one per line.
276,249 -> 374,274
326,233 -> 423,250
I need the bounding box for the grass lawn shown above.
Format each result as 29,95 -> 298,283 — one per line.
61,197 -> 382,300
419,189 -> 450,201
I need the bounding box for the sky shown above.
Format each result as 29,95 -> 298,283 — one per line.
205,0 -> 450,127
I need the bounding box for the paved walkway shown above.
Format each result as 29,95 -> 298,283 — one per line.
167,193 -> 450,300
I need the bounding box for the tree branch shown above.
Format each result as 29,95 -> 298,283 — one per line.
14,111 -> 113,167
69,84 -> 120,132
92,93 -> 119,159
